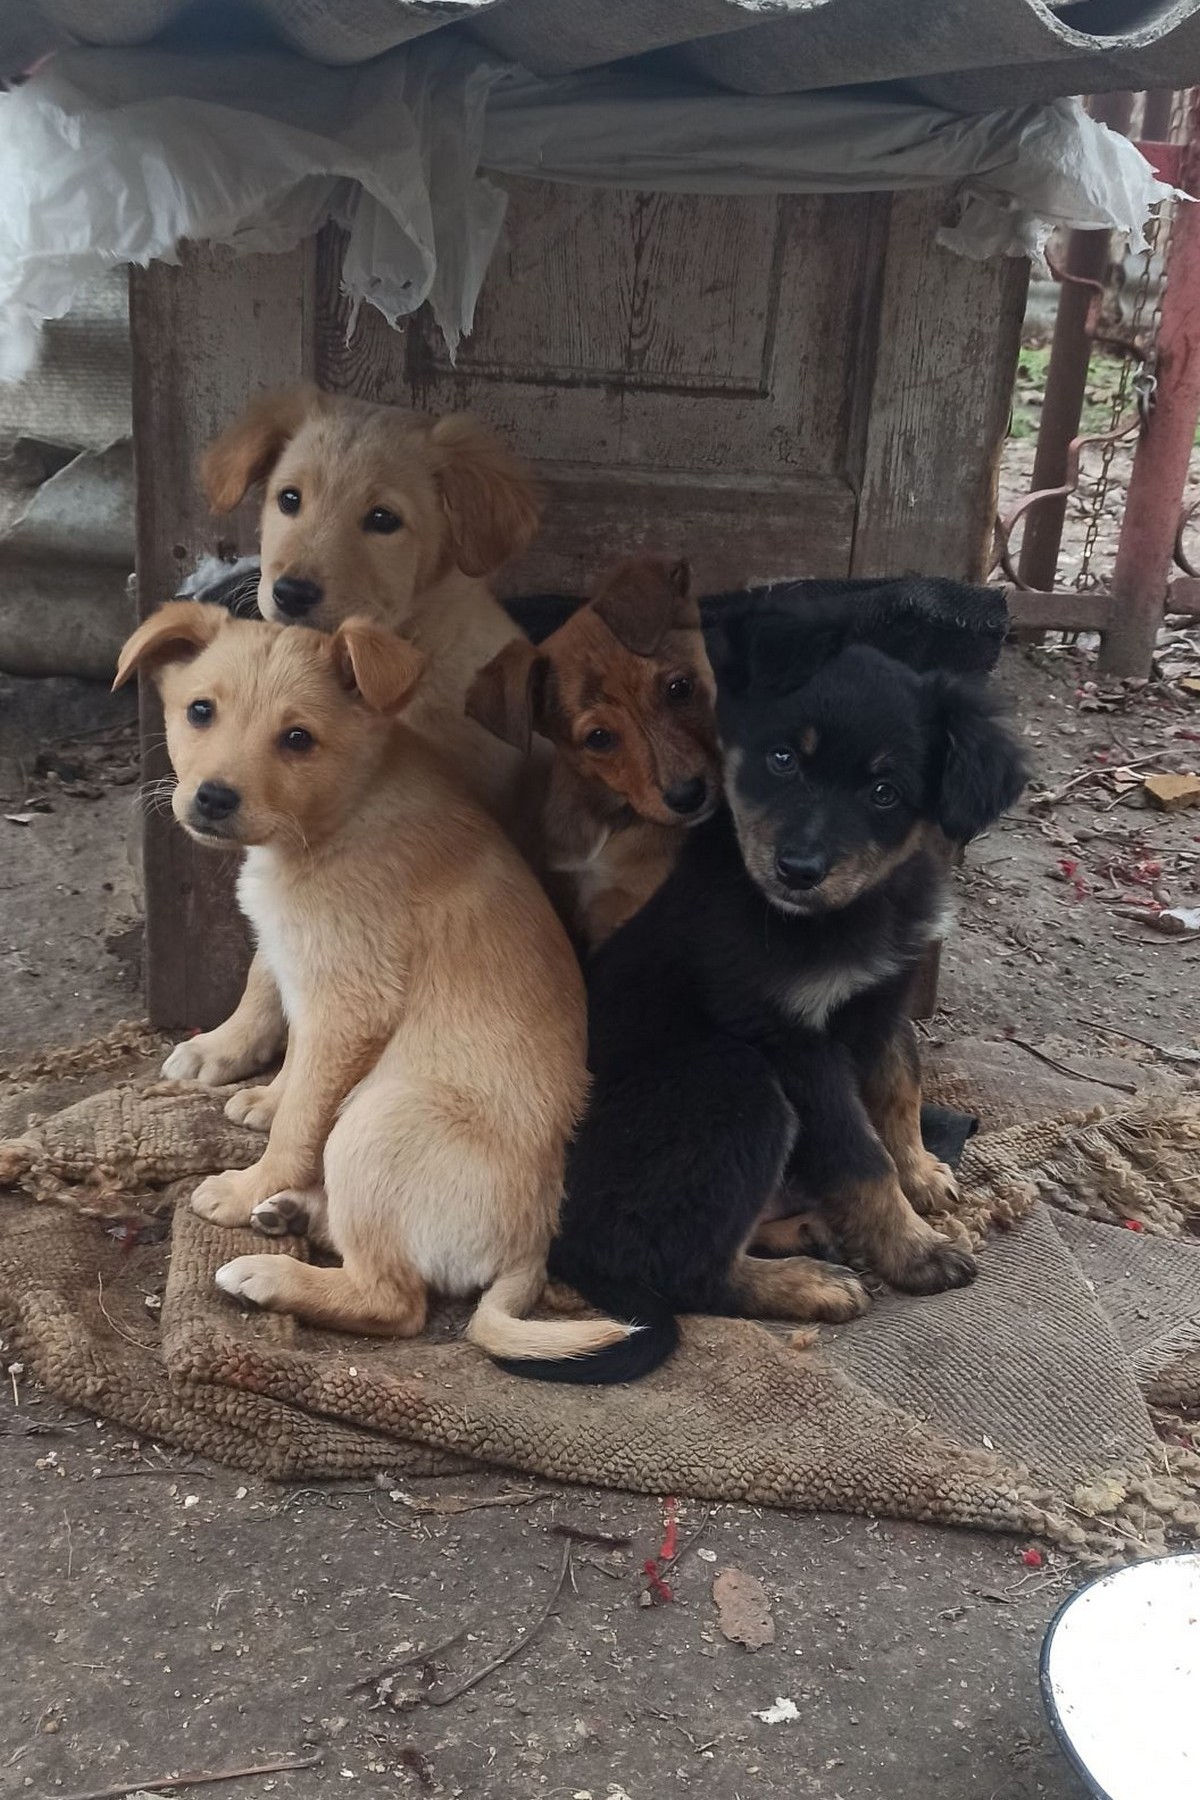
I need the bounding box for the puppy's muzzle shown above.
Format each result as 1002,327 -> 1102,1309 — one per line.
271,575 -> 323,619
190,780 -> 241,835
663,775 -> 710,818
775,848 -> 829,892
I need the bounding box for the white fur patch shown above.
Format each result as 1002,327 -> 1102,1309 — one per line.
777,956 -> 900,1031
237,849 -> 301,1022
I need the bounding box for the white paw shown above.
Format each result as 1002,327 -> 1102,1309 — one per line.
162,1034 -> 250,1085
215,1255 -> 280,1308
224,1086 -> 277,1131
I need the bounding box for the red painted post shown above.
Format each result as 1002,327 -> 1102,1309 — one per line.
1017,92 -> 1134,593
1102,88 -> 1200,675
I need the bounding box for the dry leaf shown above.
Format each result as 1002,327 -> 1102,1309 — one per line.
713,1567 -> 775,1649
1143,772 -> 1200,812
4,813 -> 35,826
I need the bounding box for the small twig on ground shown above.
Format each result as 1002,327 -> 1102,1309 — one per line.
95,1274 -> 158,1350
62,1509 -> 74,1581
402,1488 -> 554,1517
1075,1016 -> 1200,1063
95,1466 -> 213,1482
0,1415 -> 77,1438
1029,749 -> 1165,809
45,1750 -> 322,1800
658,1508 -> 712,1577
425,1541 -> 573,1708
551,1523 -> 633,1549
348,1627 -> 470,1699
1004,1036 -> 1137,1094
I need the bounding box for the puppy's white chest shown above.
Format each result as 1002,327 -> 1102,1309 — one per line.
777,957 -> 893,1031
237,850 -> 304,1023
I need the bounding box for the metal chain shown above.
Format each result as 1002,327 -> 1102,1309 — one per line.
1073,89 -> 1185,589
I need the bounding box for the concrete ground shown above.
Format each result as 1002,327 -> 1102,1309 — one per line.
6,632 -> 1200,1800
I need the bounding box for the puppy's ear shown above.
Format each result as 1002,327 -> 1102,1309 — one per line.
591,556 -> 692,656
929,675 -> 1029,843
112,602 -> 224,691
330,617 -> 425,715
201,382 -> 321,513
431,414 -> 541,578
706,607 -> 846,698
465,638 -> 546,755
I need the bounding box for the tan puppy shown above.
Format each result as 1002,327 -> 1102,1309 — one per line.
163,383 -> 541,1091
468,557 -> 719,948
115,603 -> 626,1360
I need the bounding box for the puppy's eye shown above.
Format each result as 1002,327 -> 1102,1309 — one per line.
766,746 -> 797,777
584,727 -> 617,754
280,727 -> 315,754
665,675 -> 693,704
186,699 -> 214,727
278,488 -> 301,516
870,780 -> 900,809
364,506 -> 403,535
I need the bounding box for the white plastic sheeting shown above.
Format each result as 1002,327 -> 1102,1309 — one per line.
0,38 -> 1178,380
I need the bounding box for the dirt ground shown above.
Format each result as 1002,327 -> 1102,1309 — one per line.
3,433 -> 1200,1800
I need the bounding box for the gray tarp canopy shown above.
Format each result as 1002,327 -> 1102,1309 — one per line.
5,0 -> 1200,108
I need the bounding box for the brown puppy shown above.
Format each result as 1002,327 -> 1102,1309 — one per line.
115,603 -> 627,1361
163,383 -> 541,1090
467,556 -> 719,948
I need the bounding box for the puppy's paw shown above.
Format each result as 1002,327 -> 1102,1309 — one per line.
900,1152 -> 960,1218
163,1032 -> 259,1086
810,1265 -> 871,1322
225,1085 -> 278,1131
215,1254 -> 289,1311
889,1232 -> 977,1296
251,1191 -> 311,1238
191,1169 -> 259,1230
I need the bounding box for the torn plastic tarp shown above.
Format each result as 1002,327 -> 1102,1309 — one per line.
0,38 -> 1178,382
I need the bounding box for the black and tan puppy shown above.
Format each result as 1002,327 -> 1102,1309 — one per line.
502,612 -> 1028,1384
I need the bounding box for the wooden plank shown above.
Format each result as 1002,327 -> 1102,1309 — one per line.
851,190 -> 1028,580
130,241 -> 314,1029
501,467 -> 856,597
1004,589 -> 1116,634
317,186 -> 879,587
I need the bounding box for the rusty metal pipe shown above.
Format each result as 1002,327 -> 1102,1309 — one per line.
1016,90 -> 1134,593
1102,89 -> 1200,675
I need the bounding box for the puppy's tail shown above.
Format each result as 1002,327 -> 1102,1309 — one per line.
465,1261 -> 638,1365
488,1271 -> 679,1385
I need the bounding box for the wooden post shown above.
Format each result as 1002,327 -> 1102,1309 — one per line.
851,191 -> 1027,1017
130,241 -> 313,1029
852,190 -> 1029,582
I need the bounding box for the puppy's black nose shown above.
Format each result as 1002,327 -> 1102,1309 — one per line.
664,776 -> 708,816
272,576 -> 323,618
193,780 -> 241,822
776,850 -> 829,891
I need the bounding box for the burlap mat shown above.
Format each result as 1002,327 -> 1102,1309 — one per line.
2,1025 -> 1200,1559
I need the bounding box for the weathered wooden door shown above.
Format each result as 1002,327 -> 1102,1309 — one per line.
132,184 -> 1024,1026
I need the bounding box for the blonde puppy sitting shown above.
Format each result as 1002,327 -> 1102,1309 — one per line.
114,602 -> 627,1361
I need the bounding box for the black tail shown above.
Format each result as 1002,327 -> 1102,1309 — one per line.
494,1275 -> 679,1385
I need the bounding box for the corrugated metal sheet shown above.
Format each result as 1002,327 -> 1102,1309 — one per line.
5,0 -> 1200,109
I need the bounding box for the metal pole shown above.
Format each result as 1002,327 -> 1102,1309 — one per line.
1102,88 -> 1200,675
1017,91 -> 1134,592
